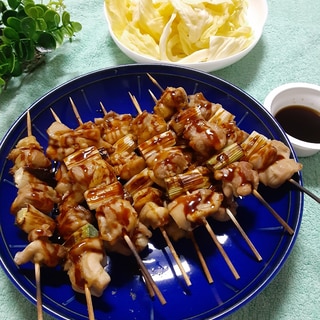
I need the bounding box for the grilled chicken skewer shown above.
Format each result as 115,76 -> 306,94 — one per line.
129,92 -> 193,286
8,111 -> 62,320
49,108 -> 105,320
27,111 -> 43,320
67,99 -> 166,304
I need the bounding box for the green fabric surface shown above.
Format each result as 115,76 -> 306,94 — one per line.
1,0 -> 320,319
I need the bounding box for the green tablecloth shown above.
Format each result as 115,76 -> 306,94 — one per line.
1,0 -> 320,319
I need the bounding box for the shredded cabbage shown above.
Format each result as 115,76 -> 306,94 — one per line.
105,0 -> 253,63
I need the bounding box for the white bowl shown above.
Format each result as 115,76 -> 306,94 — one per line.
104,0 -> 268,72
264,83 -> 320,157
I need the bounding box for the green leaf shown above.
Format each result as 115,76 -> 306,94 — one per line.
0,1 -> 7,13
3,27 -> 20,40
7,16 -> 22,32
34,4 -> 45,18
36,32 -> 56,52
0,77 -> 6,87
8,0 -> 21,10
43,9 -> 60,29
36,18 -> 47,31
36,4 -> 48,13
70,21 -> 82,33
16,6 -> 28,19
63,25 -> 75,38
11,57 -> 22,76
1,44 -> 13,58
16,38 -> 35,60
20,17 -> 36,38
2,9 -> 18,26
62,11 -> 70,26
25,5 -> 38,19
52,29 -> 64,45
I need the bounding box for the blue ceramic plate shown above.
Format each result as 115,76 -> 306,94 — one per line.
0,64 -> 303,320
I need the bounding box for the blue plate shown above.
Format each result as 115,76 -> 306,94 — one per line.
0,64 -> 303,320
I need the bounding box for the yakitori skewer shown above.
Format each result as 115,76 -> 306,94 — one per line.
128,92 -> 192,286
27,111 -> 44,320
68,98 -> 166,303
51,104 -> 97,319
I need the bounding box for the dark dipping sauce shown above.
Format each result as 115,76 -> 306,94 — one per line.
275,105 -> 320,143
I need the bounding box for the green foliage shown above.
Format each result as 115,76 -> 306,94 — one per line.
0,0 -> 82,93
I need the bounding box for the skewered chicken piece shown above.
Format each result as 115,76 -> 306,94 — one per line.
214,161 -> 260,198
13,203 -> 66,267
63,223 -> 111,297
131,109 -> 168,144
10,168 -> 59,214
7,135 -> 52,174
210,132 -> 298,234
107,133 -> 146,180
94,109 -> 133,146
46,118 -> 111,161
148,75 -> 188,120
49,107 -> 115,318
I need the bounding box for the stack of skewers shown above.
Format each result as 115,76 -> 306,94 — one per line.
6,74 -> 319,320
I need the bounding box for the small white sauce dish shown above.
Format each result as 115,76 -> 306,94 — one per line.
264,83 -> 320,157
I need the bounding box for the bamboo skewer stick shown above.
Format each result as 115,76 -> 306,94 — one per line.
27,111 -> 44,320
100,102 -> 108,116
252,189 -> 294,235
148,89 -> 158,103
202,218 -> 240,280
289,178 -> 320,204
84,284 -> 95,320
50,108 -> 61,122
27,111 -> 32,137
35,262 -> 43,320
225,209 -> 262,261
69,97 -> 83,125
123,234 -> 166,305
147,73 -> 164,92
128,92 -> 143,114
160,227 -> 192,286
189,231 -> 214,284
